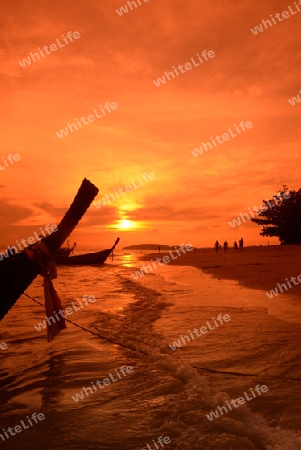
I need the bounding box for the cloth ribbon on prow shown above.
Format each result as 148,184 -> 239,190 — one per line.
26,241 -> 66,342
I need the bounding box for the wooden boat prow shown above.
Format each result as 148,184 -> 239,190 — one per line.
0,178 -> 99,321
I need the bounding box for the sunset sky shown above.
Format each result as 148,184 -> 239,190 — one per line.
1,0 -> 301,249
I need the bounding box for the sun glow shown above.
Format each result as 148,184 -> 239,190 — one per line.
119,219 -> 136,230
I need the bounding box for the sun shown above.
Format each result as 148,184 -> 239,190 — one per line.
119,219 -> 135,229
108,214 -> 141,231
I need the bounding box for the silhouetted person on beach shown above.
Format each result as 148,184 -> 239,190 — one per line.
239,238 -> 244,250
234,241 -> 238,250
158,245 -> 161,253
223,241 -> 228,252
214,240 -> 219,253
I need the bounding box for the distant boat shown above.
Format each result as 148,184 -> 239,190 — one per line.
55,238 -> 120,266
55,242 -> 76,258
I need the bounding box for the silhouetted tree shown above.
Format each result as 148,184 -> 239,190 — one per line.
251,186 -> 301,244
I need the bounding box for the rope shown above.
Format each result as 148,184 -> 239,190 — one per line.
23,293 -> 149,356
191,365 -> 301,381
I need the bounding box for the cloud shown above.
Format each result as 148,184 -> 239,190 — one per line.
0,199 -> 33,225
0,0 -> 300,247
33,202 -> 67,217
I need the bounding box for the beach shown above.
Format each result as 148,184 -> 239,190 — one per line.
141,245 -> 301,298
1,248 -> 301,449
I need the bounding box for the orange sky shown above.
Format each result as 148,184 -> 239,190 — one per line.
1,0 -> 301,249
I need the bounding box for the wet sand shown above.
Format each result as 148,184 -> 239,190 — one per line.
140,245 -> 301,297
2,251 -> 301,449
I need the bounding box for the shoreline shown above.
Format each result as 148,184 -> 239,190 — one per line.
139,246 -> 301,298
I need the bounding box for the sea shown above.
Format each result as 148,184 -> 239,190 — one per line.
0,248 -> 301,450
